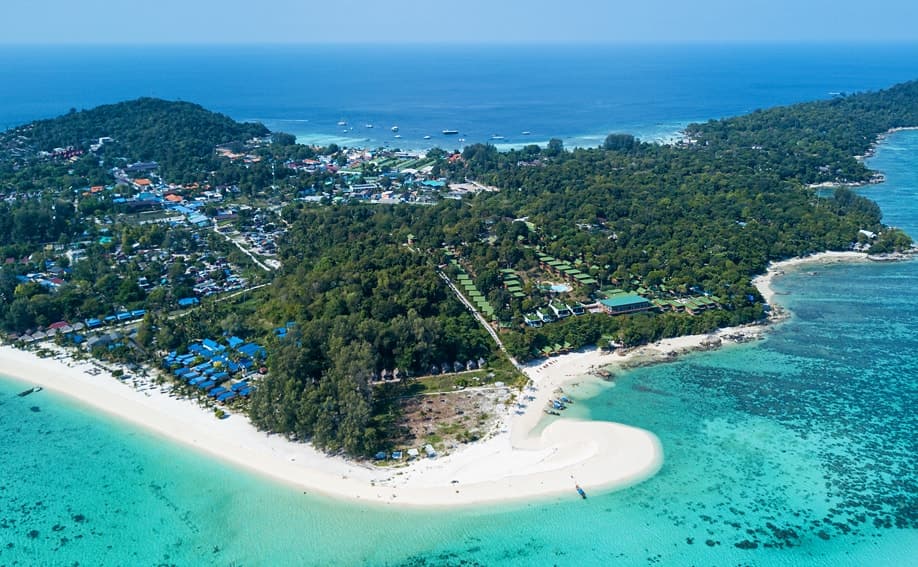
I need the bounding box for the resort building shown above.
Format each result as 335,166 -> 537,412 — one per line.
599,294 -> 654,315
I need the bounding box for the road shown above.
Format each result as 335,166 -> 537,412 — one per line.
212,221 -> 274,272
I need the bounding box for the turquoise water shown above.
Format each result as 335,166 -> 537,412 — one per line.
2,144 -> 918,564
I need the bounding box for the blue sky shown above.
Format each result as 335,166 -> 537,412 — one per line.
3,0 -> 916,44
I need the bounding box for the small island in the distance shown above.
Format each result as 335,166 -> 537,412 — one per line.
0,80 -> 916,505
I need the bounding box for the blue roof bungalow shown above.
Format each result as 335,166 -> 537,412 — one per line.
202,338 -> 225,353
199,380 -> 216,390
237,343 -> 267,360
209,386 -> 228,398
227,336 -> 245,349
85,318 -> 102,329
104,315 -> 117,324
177,297 -> 200,308
187,214 -> 209,226
231,380 -> 248,392
131,309 -> 146,318
217,391 -> 236,403
116,312 -> 132,322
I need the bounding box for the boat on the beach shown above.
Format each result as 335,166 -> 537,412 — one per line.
442,129 -> 459,135
576,484 -> 587,499
17,386 -> 42,397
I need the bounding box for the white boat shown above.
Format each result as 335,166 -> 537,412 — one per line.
522,131 -> 531,135
394,134 -> 402,139
365,124 -> 374,128
442,129 -> 459,135
491,135 -> 505,140
337,120 -> 347,126
423,135 -> 431,140
391,125 -> 399,132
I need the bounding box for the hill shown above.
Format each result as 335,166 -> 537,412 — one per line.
0,98 -> 269,181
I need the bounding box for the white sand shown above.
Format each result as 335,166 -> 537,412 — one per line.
1,343 -> 662,507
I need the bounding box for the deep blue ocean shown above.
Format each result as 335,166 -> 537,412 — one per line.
1,44 -> 917,566
2,43 -> 918,149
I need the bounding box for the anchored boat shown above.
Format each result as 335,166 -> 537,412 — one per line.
18,386 -> 42,397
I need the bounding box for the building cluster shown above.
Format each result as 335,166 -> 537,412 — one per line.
163,336 -> 268,404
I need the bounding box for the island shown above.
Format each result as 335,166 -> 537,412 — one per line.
0,80 -> 915,505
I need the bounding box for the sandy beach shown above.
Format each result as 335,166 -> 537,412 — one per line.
2,250 -> 884,508
1,343 -> 664,507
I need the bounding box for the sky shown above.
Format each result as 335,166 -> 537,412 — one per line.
3,0 -> 916,44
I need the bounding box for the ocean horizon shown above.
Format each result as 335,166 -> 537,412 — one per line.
1,44 -> 917,565
3,43 -> 918,150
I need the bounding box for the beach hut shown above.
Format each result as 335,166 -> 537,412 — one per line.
424,444 -> 437,458
209,386 -> 228,398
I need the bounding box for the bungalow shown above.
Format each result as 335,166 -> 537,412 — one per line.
177,297 -> 200,308
202,338 -> 225,353
237,343 -> 267,360
536,309 -> 555,323
549,302 -> 571,319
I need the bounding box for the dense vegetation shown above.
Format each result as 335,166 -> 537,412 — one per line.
248,80 -> 918,455
687,80 -> 918,185
248,206 -> 492,454
0,98 -> 268,182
